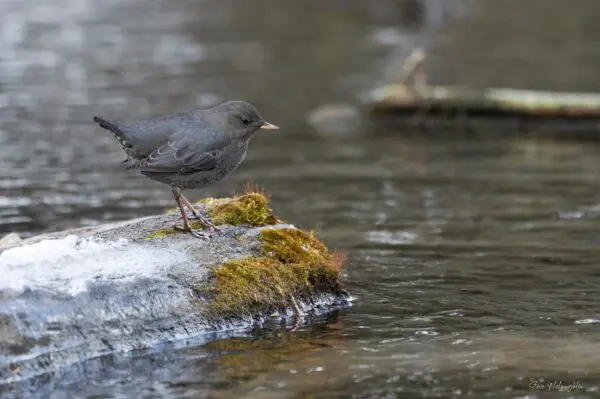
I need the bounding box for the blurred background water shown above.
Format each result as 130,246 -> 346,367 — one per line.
2,0 -> 600,397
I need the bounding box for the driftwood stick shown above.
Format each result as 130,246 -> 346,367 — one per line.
372,49 -> 600,124
370,84 -> 600,119
396,48 -> 426,87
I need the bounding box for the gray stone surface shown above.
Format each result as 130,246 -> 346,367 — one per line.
0,212 -> 349,385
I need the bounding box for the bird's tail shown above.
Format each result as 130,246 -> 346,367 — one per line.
93,116 -> 133,153
93,116 -> 122,135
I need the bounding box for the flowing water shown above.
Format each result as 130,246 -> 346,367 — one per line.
1,0 -> 600,398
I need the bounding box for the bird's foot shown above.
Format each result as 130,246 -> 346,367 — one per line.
178,194 -> 222,233
172,224 -> 212,239
187,210 -> 222,233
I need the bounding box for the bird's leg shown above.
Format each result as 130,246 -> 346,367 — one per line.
179,193 -> 221,232
171,188 -> 210,239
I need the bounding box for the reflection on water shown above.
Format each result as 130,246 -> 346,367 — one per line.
2,0 -> 600,398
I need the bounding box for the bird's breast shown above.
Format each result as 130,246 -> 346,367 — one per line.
221,142 -> 248,169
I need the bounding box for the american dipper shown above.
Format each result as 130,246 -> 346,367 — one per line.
93,101 -> 279,238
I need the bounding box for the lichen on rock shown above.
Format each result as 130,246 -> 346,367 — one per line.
145,220 -> 206,239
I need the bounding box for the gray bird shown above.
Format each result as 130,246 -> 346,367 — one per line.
93,101 -> 279,238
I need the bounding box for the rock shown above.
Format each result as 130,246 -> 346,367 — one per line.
0,190 -> 349,385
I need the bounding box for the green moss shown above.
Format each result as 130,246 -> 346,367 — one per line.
260,228 -> 330,266
208,227 -> 345,317
207,192 -> 280,227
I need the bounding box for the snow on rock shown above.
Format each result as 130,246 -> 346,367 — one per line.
0,235 -> 186,296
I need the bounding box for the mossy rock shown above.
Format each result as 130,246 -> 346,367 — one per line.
142,187 -> 347,318
208,227 -> 345,317
0,187 -> 349,383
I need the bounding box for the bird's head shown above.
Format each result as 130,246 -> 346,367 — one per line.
210,100 -> 279,140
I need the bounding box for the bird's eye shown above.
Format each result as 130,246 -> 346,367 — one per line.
241,117 -> 250,125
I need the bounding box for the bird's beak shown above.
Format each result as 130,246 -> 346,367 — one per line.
260,121 -> 279,130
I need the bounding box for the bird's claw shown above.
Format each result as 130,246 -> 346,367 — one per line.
204,222 -> 222,233
172,224 -> 212,239
187,211 -> 222,233
189,229 -> 211,239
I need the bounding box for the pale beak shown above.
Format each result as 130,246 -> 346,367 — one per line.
260,121 -> 279,130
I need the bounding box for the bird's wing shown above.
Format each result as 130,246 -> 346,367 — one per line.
127,127 -> 231,175
99,112 -> 198,159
